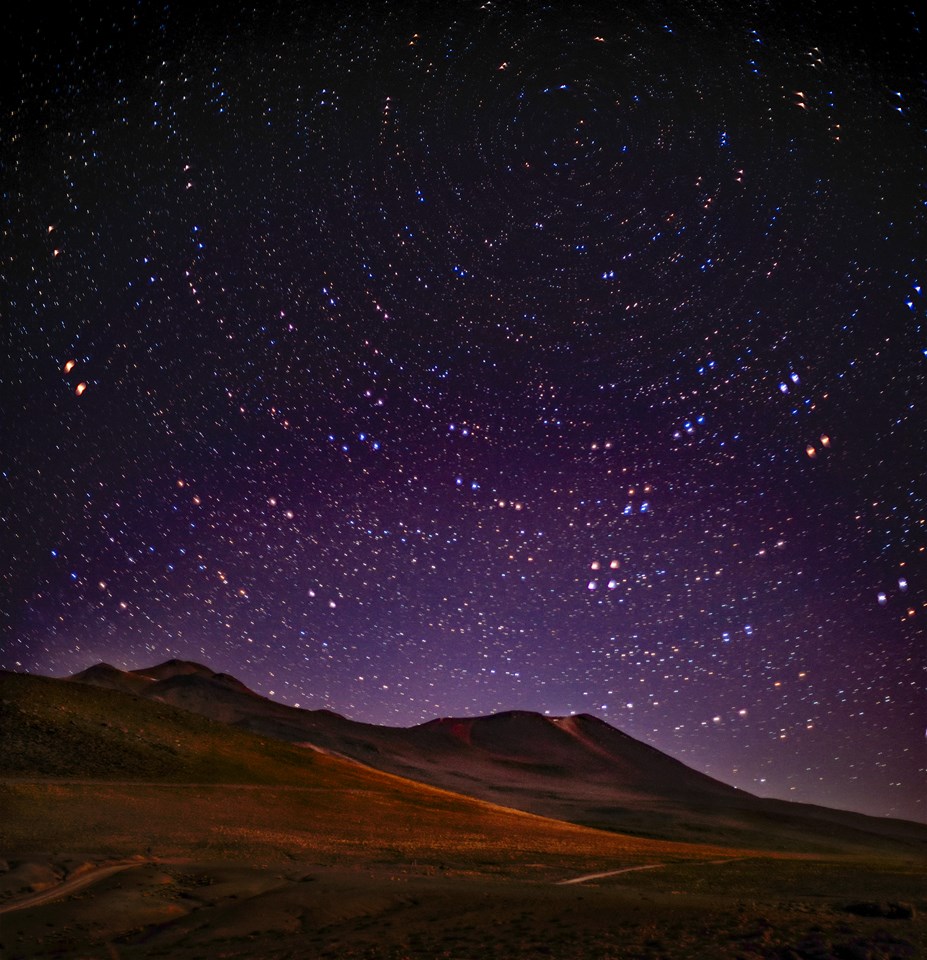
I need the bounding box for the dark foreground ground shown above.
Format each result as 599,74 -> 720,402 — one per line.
2,674 -> 923,958
2,854 -> 924,959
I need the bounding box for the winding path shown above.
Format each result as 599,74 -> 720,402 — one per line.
0,861 -> 142,915
1,855 -> 748,910
557,857 -> 745,886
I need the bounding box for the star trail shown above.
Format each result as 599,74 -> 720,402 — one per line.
3,1 -> 924,821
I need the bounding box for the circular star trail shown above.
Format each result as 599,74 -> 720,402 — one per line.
3,1 -> 924,821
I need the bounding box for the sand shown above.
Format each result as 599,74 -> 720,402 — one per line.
2,853 -> 924,959
3,671 -> 924,958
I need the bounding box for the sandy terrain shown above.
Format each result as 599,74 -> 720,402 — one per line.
1,854 -> 924,959
2,669 -> 924,958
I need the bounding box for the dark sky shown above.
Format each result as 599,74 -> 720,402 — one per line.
3,1 -> 924,822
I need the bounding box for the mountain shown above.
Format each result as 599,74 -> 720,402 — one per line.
131,658 -> 219,681
67,660 -> 927,854
69,662 -> 155,696
3,669 -> 727,877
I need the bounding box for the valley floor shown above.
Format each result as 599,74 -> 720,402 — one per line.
2,854 -> 924,959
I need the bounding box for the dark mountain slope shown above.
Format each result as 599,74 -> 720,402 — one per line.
67,660 -> 927,855
5,669 -> 738,875
70,662 -> 155,697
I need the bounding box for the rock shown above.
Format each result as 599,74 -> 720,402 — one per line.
834,934 -> 917,959
843,902 -> 915,920
833,943 -> 871,960
886,902 -> 915,920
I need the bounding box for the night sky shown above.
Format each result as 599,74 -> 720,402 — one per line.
3,2 -> 924,822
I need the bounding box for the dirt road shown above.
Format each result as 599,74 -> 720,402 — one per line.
558,857 -> 745,885
0,861 -> 142,914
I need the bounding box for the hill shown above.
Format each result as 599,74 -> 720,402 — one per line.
65,660 -> 927,855
0,669 -> 739,873
3,667 -> 925,960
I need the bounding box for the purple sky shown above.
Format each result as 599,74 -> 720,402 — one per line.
3,1 -> 924,821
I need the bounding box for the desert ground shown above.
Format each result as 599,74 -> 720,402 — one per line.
2,846 -> 924,959
2,670 -> 924,958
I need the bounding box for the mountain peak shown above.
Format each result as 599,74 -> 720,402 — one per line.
70,659 -> 261,703
69,662 -> 154,695
70,662 -> 125,680
131,659 -> 218,681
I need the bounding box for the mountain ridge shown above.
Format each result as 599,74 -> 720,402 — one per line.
62,659 -> 927,854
